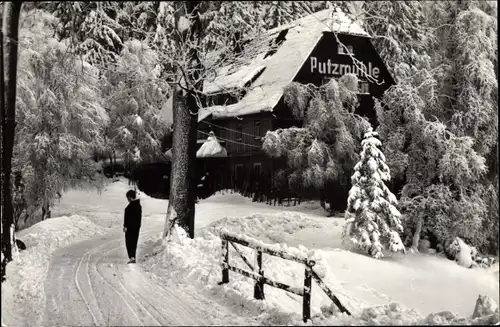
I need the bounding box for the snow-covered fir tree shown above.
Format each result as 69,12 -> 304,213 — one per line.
343,127 -> 405,259
103,39 -> 169,163
14,10 -> 109,224
374,1 -> 497,255
49,1 -> 126,66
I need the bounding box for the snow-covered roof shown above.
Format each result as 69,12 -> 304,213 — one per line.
158,9 -> 369,123
203,64 -> 266,95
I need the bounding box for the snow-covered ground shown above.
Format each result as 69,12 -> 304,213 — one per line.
140,213 -> 499,325
2,178 -> 499,326
1,216 -> 108,327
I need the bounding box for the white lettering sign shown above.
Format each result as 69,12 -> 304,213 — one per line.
309,56 -> 381,80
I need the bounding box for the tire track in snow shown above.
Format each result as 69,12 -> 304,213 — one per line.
92,240 -> 161,326
92,253 -> 145,326
135,269 -> 206,321
120,247 -> 238,325
113,262 -> 192,325
84,227 -> 161,326
74,229 -> 155,326
91,228 -> 205,326
74,241 -> 109,326
96,226 -> 187,325
47,223 -> 245,326
113,267 -> 184,325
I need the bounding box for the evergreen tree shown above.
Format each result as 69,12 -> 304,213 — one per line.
263,75 -> 371,211
371,1 -> 497,254
361,1 -> 430,81
343,128 -> 405,259
49,1 -> 126,66
14,10 -> 109,223
103,39 -> 169,163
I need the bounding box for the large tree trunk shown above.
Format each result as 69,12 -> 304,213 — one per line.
163,1 -> 201,240
163,84 -> 198,239
1,2 -> 22,266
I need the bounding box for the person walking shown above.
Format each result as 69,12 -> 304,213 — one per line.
123,190 -> 142,264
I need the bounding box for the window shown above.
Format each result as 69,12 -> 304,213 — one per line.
358,81 -> 370,94
236,123 -> 243,142
338,44 -> 354,55
254,121 -> 261,140
253,162 -> 262,178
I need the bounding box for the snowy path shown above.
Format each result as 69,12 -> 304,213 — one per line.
42,226 -> 250,326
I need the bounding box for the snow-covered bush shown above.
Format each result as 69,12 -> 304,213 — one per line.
196,132 -> 228,158
342,128 -> 405,259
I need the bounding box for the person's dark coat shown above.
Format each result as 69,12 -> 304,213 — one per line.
124,199 -> 142,231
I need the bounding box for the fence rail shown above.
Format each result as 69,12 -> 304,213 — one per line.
219,230 -> 351,322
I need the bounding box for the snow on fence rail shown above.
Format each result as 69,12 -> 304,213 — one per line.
218,229 -> 351,322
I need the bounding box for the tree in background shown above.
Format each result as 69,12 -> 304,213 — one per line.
48,2 -> 173,173
49,1 -> 126,66
103,39 -> 169,164
263,75 -> 371,212
374,1 -> 498,254
13,10 -> 109,225
342,128 -> 405,259
360,1 -> 430,82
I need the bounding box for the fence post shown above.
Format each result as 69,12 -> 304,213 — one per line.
221,238 -> 229,284
253,250 -> 265,300
303,264 -> 312,323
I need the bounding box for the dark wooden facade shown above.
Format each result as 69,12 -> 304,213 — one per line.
197,113 -> 276,193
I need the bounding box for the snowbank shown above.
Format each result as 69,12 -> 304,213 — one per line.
141,212 -> 499,325
1,216 -> 107,327
141,224 -> 424,325
204,212 -> 329,245
140,214 -> 408,324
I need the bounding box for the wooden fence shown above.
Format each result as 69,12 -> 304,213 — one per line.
218,230 -> 351,322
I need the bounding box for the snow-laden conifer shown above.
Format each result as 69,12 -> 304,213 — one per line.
343,127 -> 405,259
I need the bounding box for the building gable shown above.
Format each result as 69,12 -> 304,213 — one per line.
292,32 -> 395,124
296,32 -> 394,89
